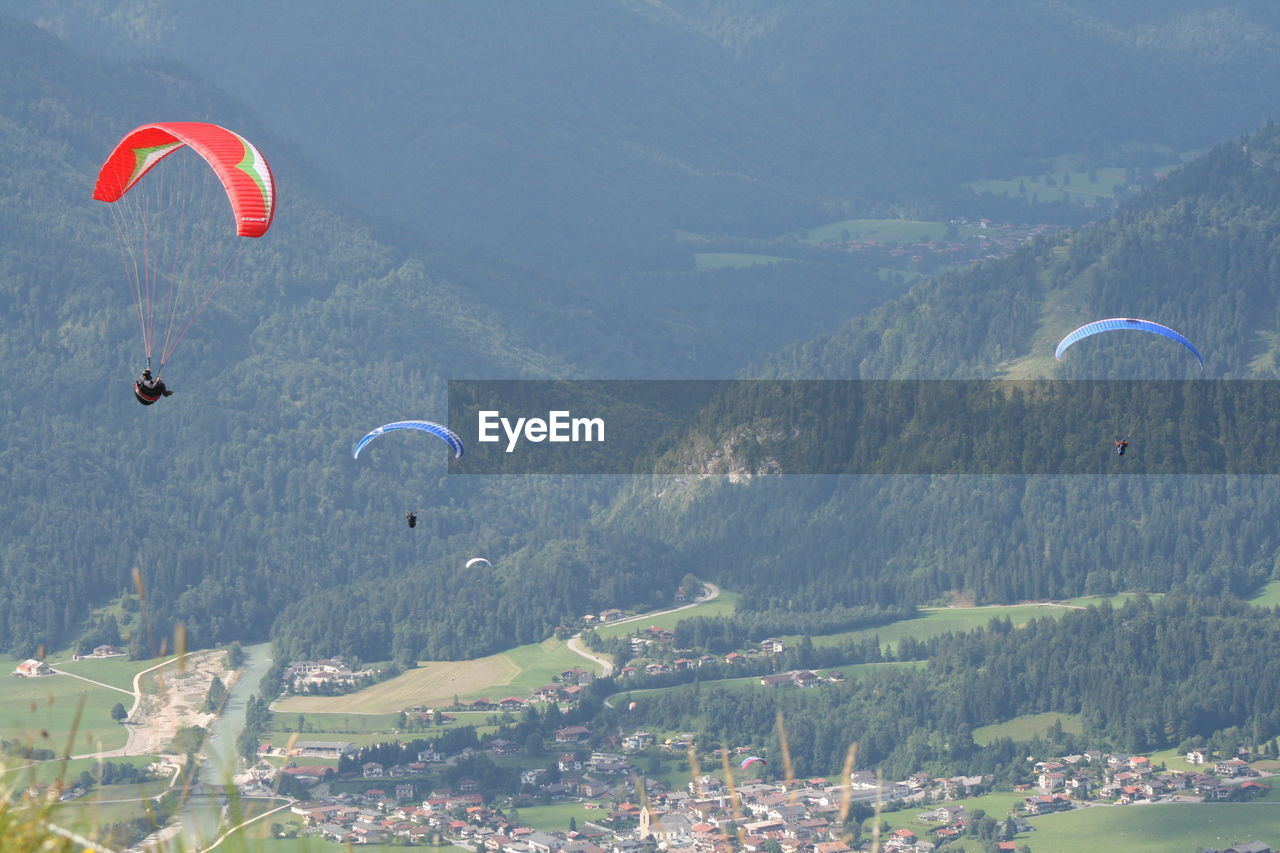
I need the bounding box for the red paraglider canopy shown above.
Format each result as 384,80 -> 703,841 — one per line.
93,122 -> 276,367
93,122 -> 276,237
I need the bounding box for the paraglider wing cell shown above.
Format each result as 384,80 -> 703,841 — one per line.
1054,318 -> 1203,368
352,421 -> 464,459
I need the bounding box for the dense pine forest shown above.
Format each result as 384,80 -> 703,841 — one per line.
592,130 -> 1280,621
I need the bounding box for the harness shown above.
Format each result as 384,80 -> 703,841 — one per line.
134,382 -> 162,405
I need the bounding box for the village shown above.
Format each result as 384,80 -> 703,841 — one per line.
263,610 -> 1277,853
251,728 -> 1278,853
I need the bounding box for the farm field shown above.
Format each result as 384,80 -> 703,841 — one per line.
0,672 -> 129,755
1020,802 -> 1280,853
515,801 -> 606,832
973,712 -> 1084,746
54,655 -> 167,693
275,584 -> 737,717
273,637 -> 587,715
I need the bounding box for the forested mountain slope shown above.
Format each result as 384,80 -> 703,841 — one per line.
0,18 -> 682,659
278,130 -> 1280,660
11,7 -> 1280,669
595,128 -> 1280,618
10,1 -> 1280,268
0,15 -> 917,664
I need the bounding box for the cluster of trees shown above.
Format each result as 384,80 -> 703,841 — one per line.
74,760 -> 155,791
237,695 -> 269,762
203,676 -> 227,713
0,740 -> 55,761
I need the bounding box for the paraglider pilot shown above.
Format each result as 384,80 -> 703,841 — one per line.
1115,439 -> 1129,456
134,367 -> 173,406
406,511 -> 417,529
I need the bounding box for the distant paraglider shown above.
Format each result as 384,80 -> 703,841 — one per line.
628,701 -> 638,711
465,557 -> 491,569
406,511 -> 417,529
740,756 -> 766,771
1055,318 -> 1203,369
353,421 -> 464,460
1056,319 -> 1203,455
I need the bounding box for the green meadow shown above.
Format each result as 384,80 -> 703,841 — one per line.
0,672 -> 128,755
497,637 -> 604,695
514,801 -> 607,832
1249,578 -> 1280,608
1021,802 -> 1280,853
973,712 -> 1084,746
791,603 -> 1073,652
873,790 -> 1027,833
53,655 -> 167,694
794,595 -> 1149,653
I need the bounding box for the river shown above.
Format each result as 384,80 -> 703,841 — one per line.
171,641 -> 274,848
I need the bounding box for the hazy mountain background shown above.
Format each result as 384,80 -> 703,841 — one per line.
3,3 -> 1280,667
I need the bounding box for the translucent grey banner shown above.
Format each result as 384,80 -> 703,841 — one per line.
446,380 -> 1280,474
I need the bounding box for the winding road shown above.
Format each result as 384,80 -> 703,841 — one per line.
566,581 -> 721,678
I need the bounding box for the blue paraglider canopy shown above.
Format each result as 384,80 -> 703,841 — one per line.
1055,318 -> 1203,369
352,420 -> 464,459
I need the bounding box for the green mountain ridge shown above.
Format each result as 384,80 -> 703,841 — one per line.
12,0 -> 1280,269
8,8 -> 1280,671
0,17 -> 625,658
587,128 -> 1280,621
